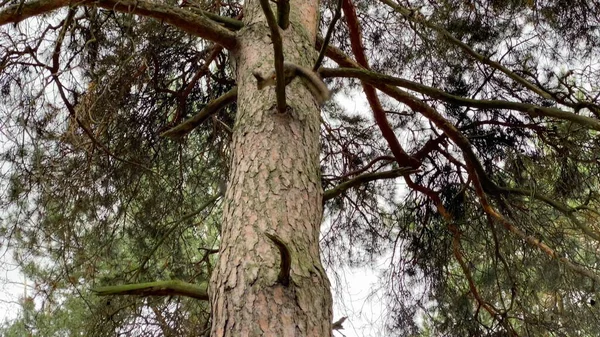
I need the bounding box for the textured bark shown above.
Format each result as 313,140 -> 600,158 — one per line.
208,0 -> 333,335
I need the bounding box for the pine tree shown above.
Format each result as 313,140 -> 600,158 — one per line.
1,0 -> 600,336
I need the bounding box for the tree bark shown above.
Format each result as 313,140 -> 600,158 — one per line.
208,0 -> 333,335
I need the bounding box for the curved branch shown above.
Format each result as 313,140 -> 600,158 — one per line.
0,0 -> 238,49
341,0 -> 419,168
265,233 -> 291,286
320,67 -> 600,131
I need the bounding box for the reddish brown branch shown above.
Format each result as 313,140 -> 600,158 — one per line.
181,45 -> 223,99
340,0 -> 420,169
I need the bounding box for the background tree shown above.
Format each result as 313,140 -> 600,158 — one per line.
1,0 -> 600,336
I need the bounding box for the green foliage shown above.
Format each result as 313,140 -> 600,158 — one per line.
1,9 -> 229,334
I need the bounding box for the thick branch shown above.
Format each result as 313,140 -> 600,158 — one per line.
341,0 -> 419,168
320,67 -> 600,131
0,0 -> 237,49
320,42 -> 500,194
0,0 -> 70,25
92,280 -> 209,300
188,7 -> 244,31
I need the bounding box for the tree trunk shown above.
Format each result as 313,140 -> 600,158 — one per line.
208,0 -> 333,335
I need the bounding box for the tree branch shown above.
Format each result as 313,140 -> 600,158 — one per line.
320,67 -> 600,131
323,167 -> 418,201
378,0 -> 553,102
0,0 -> 71,25
313,0 -> 342,71
265,233 -> 291,286
258,0 -> 286,113
0,0 -> 238,49
341,0 -> 420,169
160,87 -> 237,139
92,280 -> 209,300
331,316 -> 347,330
188,7 -> 244,31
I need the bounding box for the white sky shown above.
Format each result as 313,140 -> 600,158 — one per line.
0,247 -> 25,323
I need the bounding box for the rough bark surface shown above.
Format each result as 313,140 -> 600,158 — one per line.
209,0 -> 333,335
